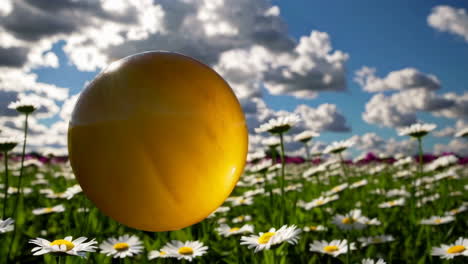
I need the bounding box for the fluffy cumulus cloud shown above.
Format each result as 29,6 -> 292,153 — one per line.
0,0 -> 353,155
294,104 -> 350,132
434,139 -> 468,156
362,89 -> 456,128
355,67 -> 440,93
263,31 -> 349,98
428,5 -> 468,42
350,133 -> 417,156
358,66 -> 466,128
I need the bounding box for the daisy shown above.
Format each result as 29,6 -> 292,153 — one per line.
303,165 -> 326,178
207,206 -> 230,218
323,140 -> 354,154
0,218 -> 14,233
0,136 -> 18,152
332,209 -> 368,230
100,234 -> 143,258
432,237 -> 468,259
309,239 -> 355,257
294,130 -> 319,143
303,225 -> 327,232
7,186 -> 32,195
362,259 -> 386,264
63,184 -> 83,200
29,236 -> 97,257
385,188 -> 410,198
426,155 -> 458,171
250,159 -> 272,173
243,188 -> 265,198
161,240 -> 208,261
32,204 -> 65,215
148,249 -> 170,260
394,156 -> 413,167
445,205 -> 467,216
232,215 -> 252,223
300,195 -> 339,210
255,114 -> 300,134
378,198 -> 405,208
350,179 -> 368,189
358,235 -> 395,247
8,98 -> 40,114
216,224 -> 254,237
31,178 -> 48,185
246,151 -> 266,163
420,216 -> 455,225
398,123 -> 436,138
324,183 -> 349,196
240,225 -> 301,252
363,217 -> 381,226
231,196 -> 253,206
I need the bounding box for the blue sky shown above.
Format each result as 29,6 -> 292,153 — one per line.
265,0 -> 468,150
1,0 -> 467,156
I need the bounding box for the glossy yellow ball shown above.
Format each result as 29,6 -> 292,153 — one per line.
68,51 -> 248,231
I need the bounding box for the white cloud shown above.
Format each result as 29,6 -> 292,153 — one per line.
0,0 -> 355,155
1,0 -> 350,101
355,66 -> 440,92
428,5 -> 468,42
0,68 -> 68,100
350,133 -> 417,156
359,66 -> 466,128
214,46 -> 272,98
264,31 -> 348,98
432,92 -> 468,120
294,104 -> 350,132
0,0 -> 13,17
434,139 -> 468,156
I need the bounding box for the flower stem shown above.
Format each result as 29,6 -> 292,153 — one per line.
7,113 -> 29,261
279,133 -> 286,225
2,151 -> 9,218
417,137 -> 423,176
338,153 -> 349,183
304,141 -> 310,162
12,113 -> 29,218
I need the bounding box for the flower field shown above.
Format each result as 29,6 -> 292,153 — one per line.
1,113 -> 467,264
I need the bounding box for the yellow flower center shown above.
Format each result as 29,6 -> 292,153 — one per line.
258,232 -> 275,244
229,227 -> 240,232
450,209 -> 458,214
178,247 -> 194,255
316,200 -> 325,205
434,219 -> 442,224
389,201 -> 396,206
309,226 -> 318,230
113,242 -> 129,251
50,240 -> 74,251
323,245 -> 339,252
341,217 -> 355,224
160,251 -> 167,256
447,245 -> 465,254
44,207 -> 54,213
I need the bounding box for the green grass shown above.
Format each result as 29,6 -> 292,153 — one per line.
0,159 -> 467,264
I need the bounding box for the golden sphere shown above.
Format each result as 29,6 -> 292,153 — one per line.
68,51 -> 248,231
